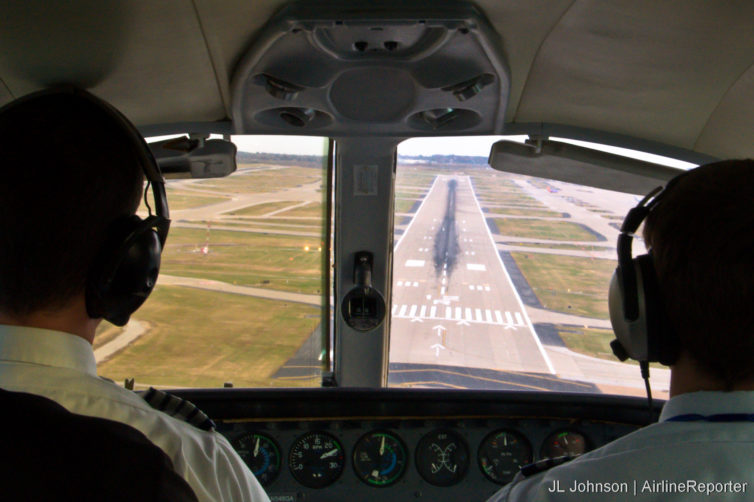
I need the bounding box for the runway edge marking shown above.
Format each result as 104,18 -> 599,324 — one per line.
394,175 -> 441,253
466,175 -> 556,374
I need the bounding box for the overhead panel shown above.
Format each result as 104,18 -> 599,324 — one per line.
231,1 -> 510,136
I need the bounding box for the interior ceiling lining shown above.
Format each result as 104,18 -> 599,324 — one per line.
0,0 -> 751,159
513,0 -> 754,155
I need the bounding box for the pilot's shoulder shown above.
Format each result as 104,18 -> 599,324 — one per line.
486,456 -> 579,502
141,387 -> 217,432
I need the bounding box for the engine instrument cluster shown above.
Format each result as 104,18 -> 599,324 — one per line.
178,388 -> 655,502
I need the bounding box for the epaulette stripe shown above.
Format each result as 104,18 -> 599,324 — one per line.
173,398 -> 187,416
139,387 -> 216,432
158,390 -> 172,410
185,406 -> 200,422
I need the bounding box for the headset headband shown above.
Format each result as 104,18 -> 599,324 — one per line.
616,174 -> 686,321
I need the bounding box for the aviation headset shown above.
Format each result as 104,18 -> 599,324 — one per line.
0,87 -> 170,327
608,175 -> 684,366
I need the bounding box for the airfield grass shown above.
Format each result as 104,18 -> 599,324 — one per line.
93,323 -> 123,350
503,241 -> 613,252
228,200 -> 299,216
556,325 -> 664,368
511,252 -> 615,319
160,228 -> 324,294
97,286 -> 320,388
488,208 -> 564,218
195,166 -> 322,194
162,191 -> 231,210
395,198 -> 421,213
493,218 -> 601,242
277,201 -> 323,218
192,219 -> 322,231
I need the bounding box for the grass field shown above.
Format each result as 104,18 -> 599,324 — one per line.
228,200 -> 298,216
487,208 -> 564,218
395,198 -> 421,213
276,201 -> 323,218
493,218 -> 601,241
160,227 -> 325,294
511,252 -> 615,319
503,241 -> 613,252
556,325 -> 664,368
163,191 -> 231,210
195,166 -> 323,194
97,286 -> 321,388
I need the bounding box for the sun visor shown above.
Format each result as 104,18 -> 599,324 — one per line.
488,139 -> 686,195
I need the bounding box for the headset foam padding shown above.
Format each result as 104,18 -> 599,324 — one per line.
86,215 -> 163,326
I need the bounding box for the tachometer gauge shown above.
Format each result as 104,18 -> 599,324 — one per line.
352,431 -> 407,487
478,430 -> 533,485
288,431 -> 345,488
231,433 -> 281,487
541,430 -> 589,458
415,430 -> 469,486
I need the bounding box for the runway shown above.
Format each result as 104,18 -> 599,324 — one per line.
389,175 -> 554,375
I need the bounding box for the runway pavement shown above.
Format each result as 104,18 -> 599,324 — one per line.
389,175 -> 555,375
388,173 -> 670,396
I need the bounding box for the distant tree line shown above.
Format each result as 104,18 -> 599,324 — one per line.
238,150 -> 488,168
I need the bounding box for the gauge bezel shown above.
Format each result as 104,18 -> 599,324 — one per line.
230,432 -> 282,487
352,430 -> 408,488
540,429 -> 591,459
477,428 -> 533,485
288,431 -> 346,489
415,428 -> 470,487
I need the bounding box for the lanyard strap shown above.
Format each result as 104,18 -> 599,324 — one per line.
665,413 -> 754,422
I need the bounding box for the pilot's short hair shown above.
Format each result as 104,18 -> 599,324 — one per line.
0,92 -> 144,317
643,159 -> 754,388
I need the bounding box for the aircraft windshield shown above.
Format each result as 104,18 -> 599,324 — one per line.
388,137 -> 671,398
96,136 -> 329,390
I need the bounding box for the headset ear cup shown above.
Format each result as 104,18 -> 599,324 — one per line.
609,257 -> 651,362
635,254 -> 679,365
86,216 -> 162,326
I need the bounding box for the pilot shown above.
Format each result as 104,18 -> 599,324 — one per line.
0,89 -> 270,502
487,159 -> 754,501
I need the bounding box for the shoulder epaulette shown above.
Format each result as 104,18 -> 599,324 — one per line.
520,455 -> 579,478
142,387 -> 216,432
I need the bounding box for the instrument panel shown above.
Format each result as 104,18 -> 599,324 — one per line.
173,388 -> 660,502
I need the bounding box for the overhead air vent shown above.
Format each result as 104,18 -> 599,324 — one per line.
254,74 -> 304,101
254,107 -> 333,129
231,1 -> 510,136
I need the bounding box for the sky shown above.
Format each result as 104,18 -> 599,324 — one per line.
147,134 -> 697,169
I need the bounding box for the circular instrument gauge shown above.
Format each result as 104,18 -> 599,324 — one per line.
415,430 -> 470,486
478,430 -> 533,485
541,430 -> 589,459
352,431 -> 407,487
288,431 -> 345,488
231,433 -> 281,487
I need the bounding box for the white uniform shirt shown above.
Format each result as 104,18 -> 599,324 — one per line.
0,325 -> 270,502
487,390 -> 754,501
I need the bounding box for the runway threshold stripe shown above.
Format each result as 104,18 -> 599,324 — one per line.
505,312 -> 514,325
495,311 -> 503,324
430,306 -> 437,318
485,309 -> 493,323
514,312 -> 524,325
419,305 -> 427,317
465,308 -> 472,321
399,305 -> 408,316
475,309 -> 483,322
409,305 -> 417,317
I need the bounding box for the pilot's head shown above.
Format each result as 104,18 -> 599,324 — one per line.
643,159 -> 754,389
0,91 -> 144,320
